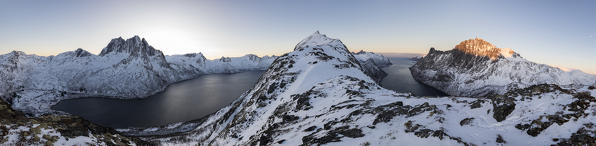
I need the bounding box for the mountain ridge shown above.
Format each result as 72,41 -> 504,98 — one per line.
453,38 -> 518,60
130,32 -> 596,146
0,35 -> 391,116
411,39 -> 596,97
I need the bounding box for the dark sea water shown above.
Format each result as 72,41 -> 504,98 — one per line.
380,57 -> 447,97
52,71 -> 264,128
53,57 -> 445,128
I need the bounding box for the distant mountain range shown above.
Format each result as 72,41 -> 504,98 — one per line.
1,32 -> 594,145
0,35 -> 390,115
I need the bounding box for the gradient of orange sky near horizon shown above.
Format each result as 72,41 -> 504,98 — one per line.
0,0 -> 595,74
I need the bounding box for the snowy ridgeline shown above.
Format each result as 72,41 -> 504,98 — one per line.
0,35 -> 391,115
121,32 -> 596,145
410,40 -> 596,97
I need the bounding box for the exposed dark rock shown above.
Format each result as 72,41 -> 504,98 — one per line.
469,100 -> 484,109
301,126 -> 364,145
556,124 -> 596,145
373,102 -> 407,125
277,139 -> 285,144
496,134 -> 506,143
73,48 -> 92,57
505,84 -> 571,97
373,102 -> 441,125
292,90 -> 320,111
459,118 -> 474,126
256,123 -> 280,146
282,114 -> 299,122
568,92 -> 596,112
304,126 -> 317,132
404,121 -> 469,146
490,95 -> 515,122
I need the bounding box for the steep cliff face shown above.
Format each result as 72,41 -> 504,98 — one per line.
353,50 -> 391,82
453,38 -> 517,60
100,36 -> 164,57
131,33 -> 596,146
410,39 -> 596,97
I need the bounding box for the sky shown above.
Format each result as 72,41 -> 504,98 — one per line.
0,0 -> 595,74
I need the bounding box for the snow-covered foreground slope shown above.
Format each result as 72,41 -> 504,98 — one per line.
126,32 -> 596,145
0,99 -> 149,145
0,35 -> 390,116
410,38 -> 596,97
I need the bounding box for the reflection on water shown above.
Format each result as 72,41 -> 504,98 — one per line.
52,71 -> 264,128
380,57 -> 447,97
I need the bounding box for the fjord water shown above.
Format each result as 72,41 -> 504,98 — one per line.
53,57 -> 445,128
380,57 -> 447,96
52,71 -> 264,128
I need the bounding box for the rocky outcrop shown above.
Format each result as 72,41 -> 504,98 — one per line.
410,38 -> 596,97
0,99 -> 149,145
73,48 -> 92,57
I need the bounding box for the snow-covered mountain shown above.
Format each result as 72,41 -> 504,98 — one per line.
353,50 -> 392,67
167,53 -> 276,76
410,38 -> 596,97
129,32 -> 596,145
353,50 -> 392,83
0,36 -> 277,115
0,35 -> 390,116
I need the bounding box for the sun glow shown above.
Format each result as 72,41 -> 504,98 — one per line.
139,27 -> 204,55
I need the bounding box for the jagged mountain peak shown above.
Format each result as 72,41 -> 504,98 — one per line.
55,48 -> 93,58
354,50 -> 367,54
219,56 -> 231,62
294,31 -> 344,51
8,50 -> 26,56
455,38 -> 495,50
99,35 -> 163,57
412,39 -> 596,96
454,38 -> 516,60
153,32 -> 386,145
73,48 -> 92,57
182,52 -> 205,58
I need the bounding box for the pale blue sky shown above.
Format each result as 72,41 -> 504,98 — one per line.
0,0 -> 595,73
